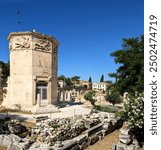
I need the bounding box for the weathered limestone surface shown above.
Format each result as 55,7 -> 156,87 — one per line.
0,134 -> 21,147
0,112 -> 123,150
112,124 -> 141,150
2,31 -> 59,113
7,142 -> 23,150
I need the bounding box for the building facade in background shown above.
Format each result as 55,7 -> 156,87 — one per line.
92,82 -> 109,91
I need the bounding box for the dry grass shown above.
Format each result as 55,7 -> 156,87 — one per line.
86,129 -> 120,150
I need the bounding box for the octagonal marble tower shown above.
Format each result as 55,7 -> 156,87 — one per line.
2,31 -> 59,113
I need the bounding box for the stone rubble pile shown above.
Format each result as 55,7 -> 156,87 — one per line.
0,112 -> 123,150
30,118 -> 86,144
112,124 -> 141,150
8,120 -> 27,135
0,119 -> 27,135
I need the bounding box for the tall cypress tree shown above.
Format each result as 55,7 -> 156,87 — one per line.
100,74 -> 104,82
88,76 -> 92,83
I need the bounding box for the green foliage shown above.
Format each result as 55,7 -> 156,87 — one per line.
58,75 -> 66,81
0,88 -> 4,102
58,75 -> 73,86
95,105 -> 119,113
88,76 -> 92,83
123,93 -> 144,144
108,35 -> 144,95
124,94 -> 144,129
106,91 -> 122,106
71,76 -> 80,81
58,75 -> 81,86
0,61 -> 10,86
108,73 -> 117,78
65,77 -> 73,86
104,80 -> 112,84
100,74 -> 104,82
84,91 -> 96,106
115,110 -> 126,119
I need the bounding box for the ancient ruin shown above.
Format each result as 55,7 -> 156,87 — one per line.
0,112 -> 123,150
2,31 -> 59,113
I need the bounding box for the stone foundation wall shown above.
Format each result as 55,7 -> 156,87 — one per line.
0,112 -> 123,150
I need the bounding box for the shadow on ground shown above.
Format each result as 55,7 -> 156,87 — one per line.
56,101 -> 83,108
0,113 -> 30,122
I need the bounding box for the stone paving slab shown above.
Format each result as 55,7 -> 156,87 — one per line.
0,105 -> 91,122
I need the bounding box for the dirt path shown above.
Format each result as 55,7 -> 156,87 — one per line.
86,129 -> 120,150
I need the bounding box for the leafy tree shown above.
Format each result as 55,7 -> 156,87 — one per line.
58,75 -> 73,86
71,76 -> 80,81
58,75 -> 66,81
106,91 -> 122,106
100,74 -> 104,82
0,61 -> 9,102
88,76 -> 92,83
108,35 -> 144,95
84,91 -> 96,106
104,80 -> 112,84
65,77 -> 73,86
0,61 -> 10,86
108,35 -> 144,145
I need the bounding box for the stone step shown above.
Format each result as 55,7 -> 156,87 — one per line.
85,123 -> 103,137
33,105 -> 60,114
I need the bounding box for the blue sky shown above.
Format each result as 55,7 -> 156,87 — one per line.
0,0 -> 143,82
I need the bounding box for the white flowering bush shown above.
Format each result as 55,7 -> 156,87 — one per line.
123,93 -> 144,145
124,93 -> 144,130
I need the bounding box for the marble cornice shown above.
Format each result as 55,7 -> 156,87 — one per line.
8,31 -> 59,46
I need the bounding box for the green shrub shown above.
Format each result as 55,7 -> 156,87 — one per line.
95,105 -> 119,113
106,91 -> 122,106
115,110 -> 127,120
84,91 -> 96,106
123,93 -> 144,145
124,94 -> 144,129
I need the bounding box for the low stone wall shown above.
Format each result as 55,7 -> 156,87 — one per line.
0,112 -> 123,150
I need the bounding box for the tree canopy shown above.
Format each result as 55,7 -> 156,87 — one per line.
106,91 -> 122,106
108,35 -> 144,95
58,75 -> 73,86
71,76 -> 80,81
58,75 -> 66,81
84,91 -> 96,106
